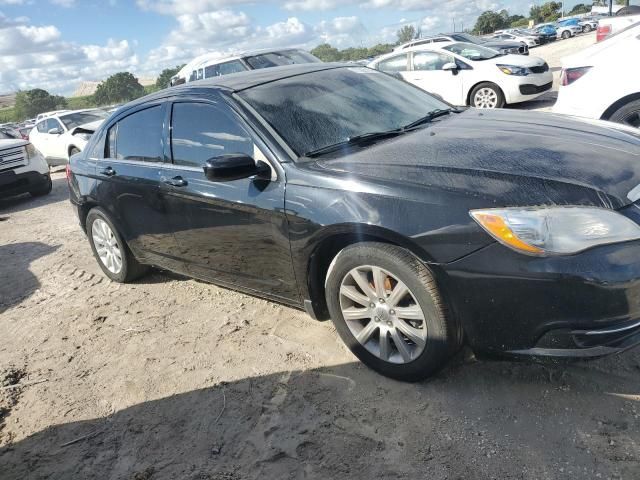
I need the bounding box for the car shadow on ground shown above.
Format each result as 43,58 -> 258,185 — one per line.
1,351 -> 638,479
0,242 -> 59,314
0,176 -> 68,216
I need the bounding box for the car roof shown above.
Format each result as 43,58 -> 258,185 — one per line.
376,41 -> 458,61
124,63 -> 353,110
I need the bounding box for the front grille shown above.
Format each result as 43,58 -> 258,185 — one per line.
519,81 -> 553,95
529,62 -> 549,74
519,44 -> 529,55
0,146 -> 27,171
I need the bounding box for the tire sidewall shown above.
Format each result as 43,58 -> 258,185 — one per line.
609,99 -> 640,126
86,207 -> 131,282
326,244 -> 451,381
470,83 -> 505,109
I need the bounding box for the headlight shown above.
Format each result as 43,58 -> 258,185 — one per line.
497,64 -> 530,76
74,132 -> 92,141
470,206 -> 640,256
25,143 -> 38,160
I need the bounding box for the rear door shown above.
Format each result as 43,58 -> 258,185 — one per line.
159,96 -> 299,302
96,102 -> 182,270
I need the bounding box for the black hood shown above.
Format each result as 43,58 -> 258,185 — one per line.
482,40 -> 526,49
317,109 -> 640,210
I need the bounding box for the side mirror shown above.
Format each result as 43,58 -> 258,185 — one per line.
48,127 -> 62,135
203,153 -> 271,182
442,62 -> 458,71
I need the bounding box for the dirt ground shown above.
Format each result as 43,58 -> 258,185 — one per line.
1,162 -> 640,480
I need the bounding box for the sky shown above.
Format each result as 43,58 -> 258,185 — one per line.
0,0 -> 590,95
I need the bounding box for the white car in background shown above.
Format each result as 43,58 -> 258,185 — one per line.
30,109 -> 108,166
490,32 -> 539,47
0,137 -> 51,199
368,42 -> 553,109
553,22 -> 640,128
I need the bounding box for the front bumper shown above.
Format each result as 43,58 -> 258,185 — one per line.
0,169 -> 50,199
504,71 -> 554,104
439,238 -> 640,359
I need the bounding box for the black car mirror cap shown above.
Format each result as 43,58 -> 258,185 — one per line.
203,154 -> 271,182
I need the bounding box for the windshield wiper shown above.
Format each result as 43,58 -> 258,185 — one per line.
304,129 -> 403,158
402,108 -> 454,130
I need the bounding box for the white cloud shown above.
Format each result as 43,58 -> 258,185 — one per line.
0,14 -> 138,94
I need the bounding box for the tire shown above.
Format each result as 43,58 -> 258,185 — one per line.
30,173 -> 52,197
325,243 -> 461,382
583,25 -> 592,33
608,99 -> 640,129
561,30 -> 571,40
69,147 -> 81,157
470,82 -> 505,109
86,207 -> 148,283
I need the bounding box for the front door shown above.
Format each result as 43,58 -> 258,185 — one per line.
96,102 -> 181,270
406,51 -> 464,105
159,98 -> 299,302
46,118 -> 68,160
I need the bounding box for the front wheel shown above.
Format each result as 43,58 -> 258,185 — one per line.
561,30 -> 571,39
325,243 -> 461,382
30,173 -> 52,197
470,82 -> 505,109
608,99 -> 640,129
583,24 -> 592,33
86,207 -> 148,282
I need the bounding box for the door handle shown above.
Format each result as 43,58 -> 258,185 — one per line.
162,176 -> 188,187
100,166 -> 116,177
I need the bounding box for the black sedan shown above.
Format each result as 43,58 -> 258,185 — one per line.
68,64 -> 640,381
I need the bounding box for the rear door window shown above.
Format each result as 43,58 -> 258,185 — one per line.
107,106 -> 163,162
170,102 -> 254,168
376,54 -> 409,73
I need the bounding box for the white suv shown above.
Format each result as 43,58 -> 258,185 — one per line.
0,135 -> 51,199
30,109 -> 108,166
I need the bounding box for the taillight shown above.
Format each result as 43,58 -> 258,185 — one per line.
65,164 -> 71,180
596,24 -> 611,42
560,67 -> 592,86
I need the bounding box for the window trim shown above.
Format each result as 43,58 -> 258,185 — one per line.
104,102 -> 168,164
167,97 -> 278,181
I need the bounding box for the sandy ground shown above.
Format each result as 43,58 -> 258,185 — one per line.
1,34 -> 639,479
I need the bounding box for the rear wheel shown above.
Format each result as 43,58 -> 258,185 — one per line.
583,24 -> 592,33
69,147 -> 81,158
86,207 -> 148,282
561,30 -> 571,39
325,243 -> 461,382
470,82 -> 505,109
608,99 -> 640,129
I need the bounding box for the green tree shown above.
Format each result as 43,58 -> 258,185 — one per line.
14,89 -> 67,120
511,17 -> 530,28
311,43 -> 341,62
396,25 -> 416,45
473,10 -> 508,34
569,3 -> 591,14
156,65 -> 185,89
615,0 -> 630,6
93,72 -> 145,105
531,1 -> 562,23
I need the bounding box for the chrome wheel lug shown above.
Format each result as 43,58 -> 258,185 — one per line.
389,309 -> 395,315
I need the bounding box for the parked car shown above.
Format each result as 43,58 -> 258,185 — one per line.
533,24 -> 558,41
579,19 -> 598,33
555,22 -> 583,39
597,11 -> 640,41
0,127 -> 21,140
0,137 -> 51,199
553,22 -> 640,128
30,109 -> 108,166
35,110 -> 70,122
369,42 -> 552,109
394,33 -> 529,55
68,63 -> 640,381
490,32 -> 539,48
170,48 -> 321,86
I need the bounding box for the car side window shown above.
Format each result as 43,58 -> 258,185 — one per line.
37,120 -> 47,133
170,102 -> 254,168
48,118 -> 63,132
413,51 -> 452,71
376,54 -> 409,73
217,60 -> 247,76
107,105 -> 163,162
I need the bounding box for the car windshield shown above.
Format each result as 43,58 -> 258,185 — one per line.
238,67 -> 451,158
443,43 -> 501,61
449,33 -> 486,44
58,111 -> 108,129
244,50 -> 320,69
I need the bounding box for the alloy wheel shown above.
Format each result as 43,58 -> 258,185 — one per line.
92,218 -> 123,274
339,265 -> 428,364
473,88 -> 498,109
